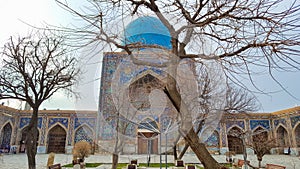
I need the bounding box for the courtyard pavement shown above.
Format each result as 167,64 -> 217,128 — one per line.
0,153 -> 299,169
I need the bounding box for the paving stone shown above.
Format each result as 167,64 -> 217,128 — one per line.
0,153 -> 299,169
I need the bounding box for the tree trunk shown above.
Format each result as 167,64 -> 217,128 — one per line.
112,153 -> 119,169
257,156 -> 262,168
173,145 -> 178,160
178,143 -> 189,159
178,120 -> 205,159
164,50 -> 221,168
183,129 -> 222,169
25,107 -> 39,169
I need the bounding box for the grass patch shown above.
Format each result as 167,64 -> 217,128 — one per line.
62,163 -> 102,168
117,163 -> 128,169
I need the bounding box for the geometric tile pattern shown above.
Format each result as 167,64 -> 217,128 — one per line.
101,123 -> 114,140
19,117 -> 43,129
40,116 -> 48,145
74,118 -> 96,130
0,123 -> 12,147
74,126 -> 93,143
226,120 -> 245,130
68,116 -> 74,146
250,119 -> 270,130
205,131 -> 219,147
48,118 -> 68,129
291,115 -> 300,128
274,118 -> 286,128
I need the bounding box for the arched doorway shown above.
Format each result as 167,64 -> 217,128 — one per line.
276,126 -> 288,147
295,124 -> 300,147
137,119 -> 158,154
19,126 -> 40,153
47,125 -> 66,153
74,126 -> 93,144
227,126 -> 244,154
0,123 -> 12,152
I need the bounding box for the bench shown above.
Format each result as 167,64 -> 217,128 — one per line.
48,163 -> 61,169
266,164 -> 286,169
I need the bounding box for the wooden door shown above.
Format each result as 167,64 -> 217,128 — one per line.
137,132 -> 158,154
47,125 -> 66,153
227,136 -> 244,154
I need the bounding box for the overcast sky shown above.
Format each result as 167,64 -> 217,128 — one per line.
0,0 -> 299,112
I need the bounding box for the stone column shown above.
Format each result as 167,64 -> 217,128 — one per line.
66,115 -> 74,154
286,115 -> 298,155
219,122 -> 228,154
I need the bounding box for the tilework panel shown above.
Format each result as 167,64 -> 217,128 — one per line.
1,123 -> 12,146
48,118 -> 68,129
274,118 -> 287,128
160,116 -> 172,132
74,118 -> 96,130
40,116 -> 47,145
125,123 -> 136,137
205,131 -> 219,147
3,115 -> 15,125
74,126 -> 93,143
291,115 -> 300,128
19,117 -> 43,129
250,119 -> 270,130
68,116 -> 74,145
101,123 -> 114,140
221,130 -> 227,147
226,120 -> 245,130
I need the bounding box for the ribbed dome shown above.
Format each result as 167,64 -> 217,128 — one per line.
123,16 -> 171,49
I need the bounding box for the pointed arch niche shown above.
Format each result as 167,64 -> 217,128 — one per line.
276,125 -> 289,147
0,123 -> 12,151
74,125 -> 93,144
47,125 -> 66,153
294,123 -> 300,147
227,126 -> 244,154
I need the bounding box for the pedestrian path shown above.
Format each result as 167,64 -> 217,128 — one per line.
0,153 -> 299,169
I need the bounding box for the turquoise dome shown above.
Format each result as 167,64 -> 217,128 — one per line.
123,16 -> 172,49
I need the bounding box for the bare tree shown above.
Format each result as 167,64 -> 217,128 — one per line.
250,130 -> 276,168
54,0 -> 300,168
176,81 -> 259,160
0,31 -> 81,169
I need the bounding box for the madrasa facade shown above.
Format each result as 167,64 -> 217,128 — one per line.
0,17 -> 300,156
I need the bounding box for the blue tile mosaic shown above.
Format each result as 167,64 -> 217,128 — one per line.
74,118 -> 96,130
74,126 -> 93,143
226,120 -> 245,130
48,118 -> 68,129
274,118 -> 286,128
250,119 -> 270,130
3,116 -> 15,125
205,131 -> 219,147
19,117 -> 43,129
291,115 -> 300,128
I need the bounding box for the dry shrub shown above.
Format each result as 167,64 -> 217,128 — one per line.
73,141 -> 92,161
